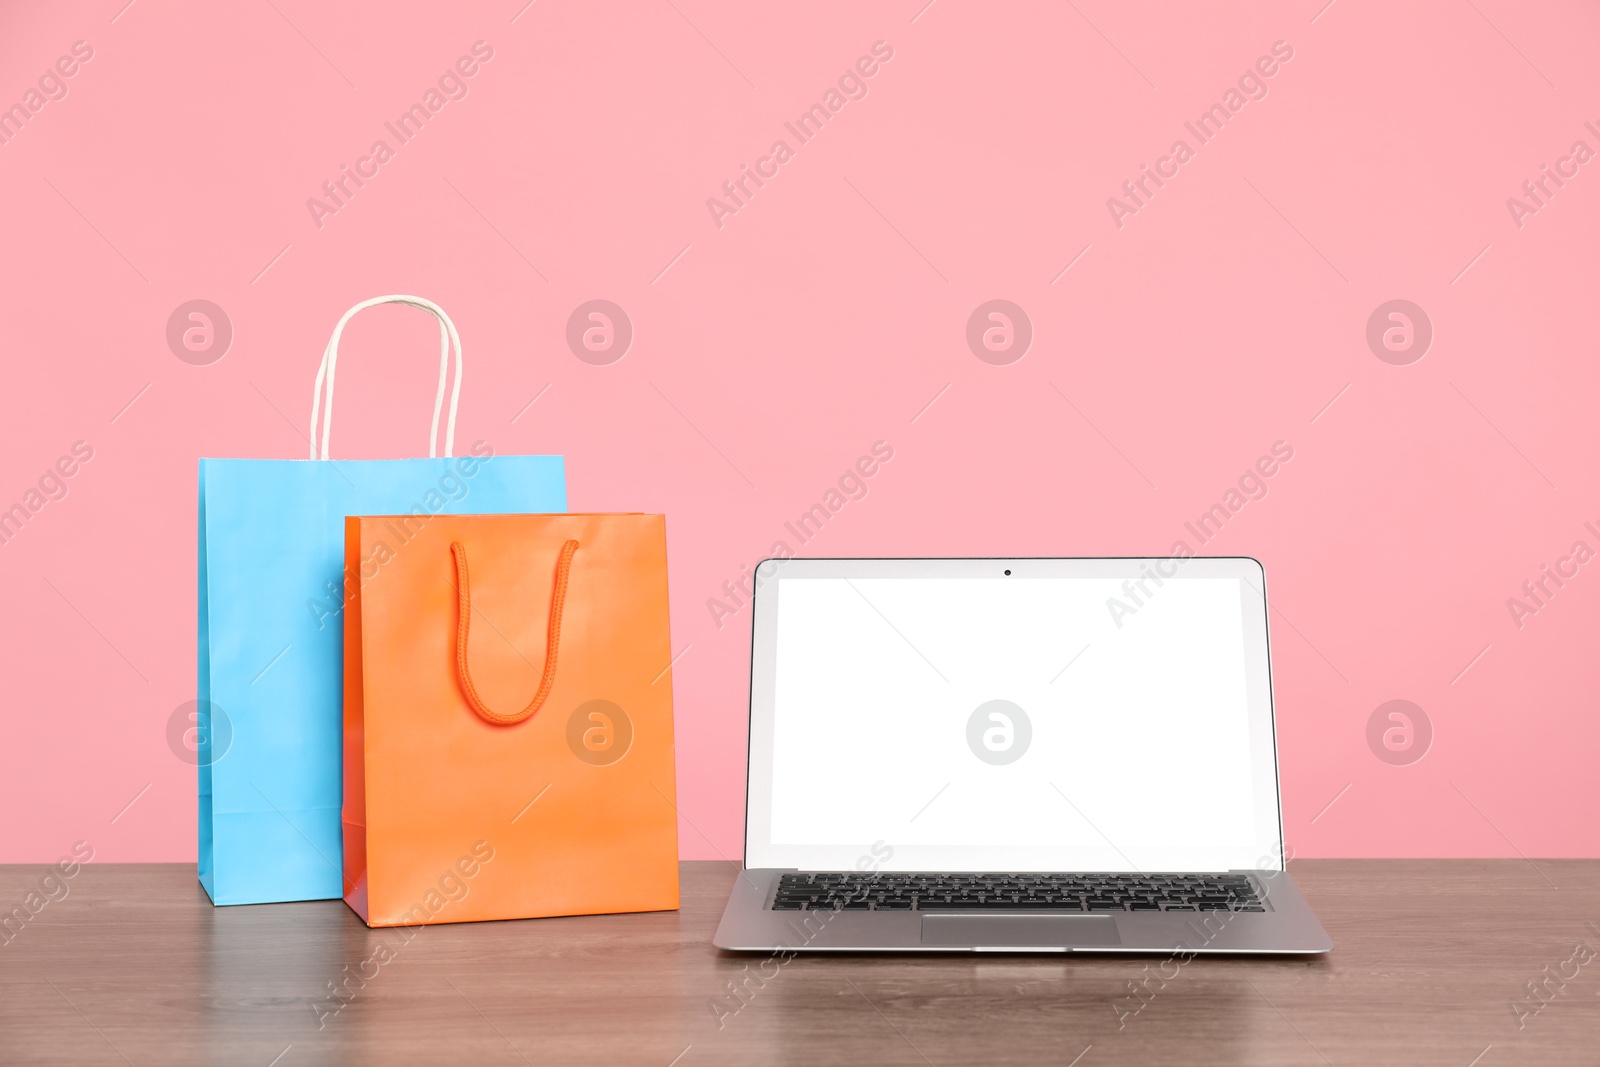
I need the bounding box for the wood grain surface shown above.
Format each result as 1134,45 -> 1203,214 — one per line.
0,860 -> 1596,1066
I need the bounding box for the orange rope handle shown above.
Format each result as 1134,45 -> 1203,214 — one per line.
450,538 -> 579,726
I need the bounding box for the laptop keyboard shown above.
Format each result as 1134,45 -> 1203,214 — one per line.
772,873 -> 1265,912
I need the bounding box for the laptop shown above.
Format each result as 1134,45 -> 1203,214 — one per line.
713,556 -> 1332,954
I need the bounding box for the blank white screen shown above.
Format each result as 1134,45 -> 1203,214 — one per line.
764,575 -> 1273,871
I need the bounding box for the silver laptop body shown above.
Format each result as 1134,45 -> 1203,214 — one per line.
713,557 -> 1332,954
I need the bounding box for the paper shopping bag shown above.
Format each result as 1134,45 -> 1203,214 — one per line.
342,512 -> 679,926
198,296 -> 566,906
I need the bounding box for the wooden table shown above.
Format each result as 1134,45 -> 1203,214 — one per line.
1,860 -> 1596,1065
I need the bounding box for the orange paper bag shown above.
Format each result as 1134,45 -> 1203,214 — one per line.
342,512 -> 680,927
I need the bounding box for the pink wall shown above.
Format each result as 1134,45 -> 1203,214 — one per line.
2,0 -> 1595,863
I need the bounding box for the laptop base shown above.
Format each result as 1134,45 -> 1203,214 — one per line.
714,868 -> 1332,954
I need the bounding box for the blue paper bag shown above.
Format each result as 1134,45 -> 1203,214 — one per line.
197,296 -> 566,905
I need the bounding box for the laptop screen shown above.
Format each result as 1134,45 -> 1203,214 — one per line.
743,558 -> 1285,873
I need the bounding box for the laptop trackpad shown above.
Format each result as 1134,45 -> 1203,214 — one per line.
920,914 -> 1121,948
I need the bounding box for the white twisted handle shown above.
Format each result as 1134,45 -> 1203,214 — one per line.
309,295 -> 464,460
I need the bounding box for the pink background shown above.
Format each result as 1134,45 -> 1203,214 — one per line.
2,0 -> 1596,863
